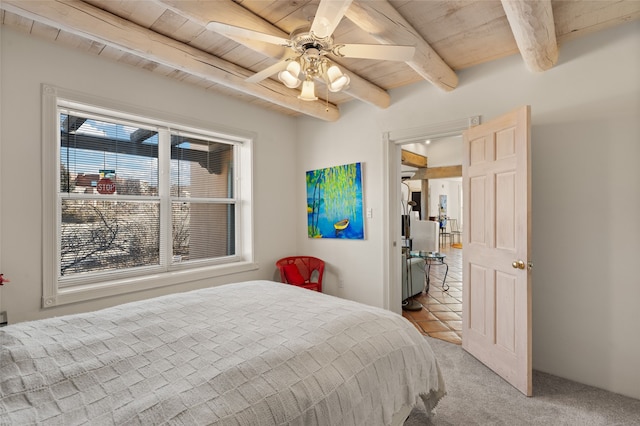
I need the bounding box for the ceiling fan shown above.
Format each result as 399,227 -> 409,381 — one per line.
206,0 -> 415,101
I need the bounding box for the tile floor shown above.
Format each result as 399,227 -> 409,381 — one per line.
402,245 -> 463,345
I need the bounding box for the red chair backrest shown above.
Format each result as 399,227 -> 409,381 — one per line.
275,256 -> 325,292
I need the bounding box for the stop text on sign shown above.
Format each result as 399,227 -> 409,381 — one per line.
97,177 -> 116,194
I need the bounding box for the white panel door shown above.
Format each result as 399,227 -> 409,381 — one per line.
462,106 -> 532,396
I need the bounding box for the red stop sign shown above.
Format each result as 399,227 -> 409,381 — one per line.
97,177 -> 116,194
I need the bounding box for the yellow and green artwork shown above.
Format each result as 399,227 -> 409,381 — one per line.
306,162 -> 364,239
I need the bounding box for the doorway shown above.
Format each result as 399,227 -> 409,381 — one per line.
385,108 -> 533,395
382,116 -> 479,332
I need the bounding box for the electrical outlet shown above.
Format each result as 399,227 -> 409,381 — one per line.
338,279 -> 344,288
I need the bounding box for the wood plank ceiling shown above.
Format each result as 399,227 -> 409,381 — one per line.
1,0 -> 638,121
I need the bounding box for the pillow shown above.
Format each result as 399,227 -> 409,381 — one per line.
282,263 -> 306,285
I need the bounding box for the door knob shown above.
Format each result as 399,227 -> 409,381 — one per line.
512,260 -> 526,270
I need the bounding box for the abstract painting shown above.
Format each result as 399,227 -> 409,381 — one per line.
307,162 -> 364,239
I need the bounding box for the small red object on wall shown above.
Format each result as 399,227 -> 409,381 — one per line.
0,274 -> 10,285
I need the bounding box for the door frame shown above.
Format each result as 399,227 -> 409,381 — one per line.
382,116 -> 480,314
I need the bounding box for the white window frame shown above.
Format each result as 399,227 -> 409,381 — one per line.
42,84 -> 256,307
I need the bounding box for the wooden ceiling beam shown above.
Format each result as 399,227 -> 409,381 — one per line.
401,150 -> 427,168
501,0 -> 558,72
411,165 -> 462,180
346,0 -> 458,92
155,0 -> 392,109
0,0 -> 340,121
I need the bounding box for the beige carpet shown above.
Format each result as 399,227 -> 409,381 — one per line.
405,336 -> 640,425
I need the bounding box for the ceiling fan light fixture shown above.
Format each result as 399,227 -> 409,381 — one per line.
209,0 -> 421,105
326,64 -> 350,92
278,60 -> 302,88
298,80 -> 318,101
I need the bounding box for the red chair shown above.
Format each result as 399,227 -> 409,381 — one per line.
276,256 -> 325,292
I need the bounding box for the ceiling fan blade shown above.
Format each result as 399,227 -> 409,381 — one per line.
245,59 -> 290,83
206,21 -> 289,46
310,0 -> 353,39
335,43 -> 416,61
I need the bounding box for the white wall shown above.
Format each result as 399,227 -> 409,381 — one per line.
406,135 -> 463,168
295,108 -> 387,306
427,179 -> 461,222
297,21 -> 640,399
0,27 -> 299,322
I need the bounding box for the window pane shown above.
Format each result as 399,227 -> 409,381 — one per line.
60,113 -> 159,196
170,135 -> 233,198
61,200 -> 160,277
172,202 -> 235,262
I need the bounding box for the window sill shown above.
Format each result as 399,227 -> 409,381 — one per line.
44,261 -> 259,307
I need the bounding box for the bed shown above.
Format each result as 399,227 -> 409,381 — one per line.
0,280 -> 444,425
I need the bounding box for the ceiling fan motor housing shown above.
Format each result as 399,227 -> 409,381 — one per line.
290,26 -> 333,56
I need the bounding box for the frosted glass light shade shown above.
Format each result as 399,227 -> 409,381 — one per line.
278,60 -> 301,88
298,80 -> 318,101
326,65 -> 350,92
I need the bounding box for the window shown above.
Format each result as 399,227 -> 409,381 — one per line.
43,85 -> 255,307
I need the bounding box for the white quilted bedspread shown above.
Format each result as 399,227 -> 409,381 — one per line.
0,280 -> 444,425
